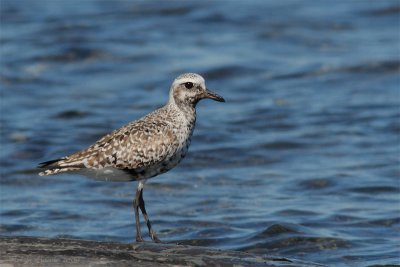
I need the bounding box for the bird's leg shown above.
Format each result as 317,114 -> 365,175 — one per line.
134,182 -> 144,242
138,188 -> 161,243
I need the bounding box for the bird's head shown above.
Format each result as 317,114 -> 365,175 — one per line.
169,73 -> 225,108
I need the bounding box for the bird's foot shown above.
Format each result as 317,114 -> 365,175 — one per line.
150,232 -> 161,243
136,235 -> 145,242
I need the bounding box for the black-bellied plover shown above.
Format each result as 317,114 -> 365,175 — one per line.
38,73 -> 225,242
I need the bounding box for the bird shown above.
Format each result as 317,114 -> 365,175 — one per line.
38,73 -> 225,242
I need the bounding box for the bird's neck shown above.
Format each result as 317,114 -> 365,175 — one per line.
167,101 -> 196,127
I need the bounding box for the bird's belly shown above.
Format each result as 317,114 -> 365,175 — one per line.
78,149 -> 186,182
82,129 -> 192,182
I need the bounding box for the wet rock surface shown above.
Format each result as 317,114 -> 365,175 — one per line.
0,236 -> 324,267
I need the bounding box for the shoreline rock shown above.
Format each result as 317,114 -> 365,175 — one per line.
0,236 -> 324,267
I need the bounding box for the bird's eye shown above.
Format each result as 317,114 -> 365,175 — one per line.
184,82 -> 194,89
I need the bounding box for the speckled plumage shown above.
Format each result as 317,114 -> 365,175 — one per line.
39,104 -> 193,180
38,73 -> 225,242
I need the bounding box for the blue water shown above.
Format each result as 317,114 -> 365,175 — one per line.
1,1 -> 399,266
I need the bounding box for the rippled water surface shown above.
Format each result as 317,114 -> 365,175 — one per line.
1,1 -> 399,266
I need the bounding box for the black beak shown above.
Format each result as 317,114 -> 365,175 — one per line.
204,89 -> 225,102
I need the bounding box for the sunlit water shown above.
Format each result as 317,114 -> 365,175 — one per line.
1,1 -> 399,266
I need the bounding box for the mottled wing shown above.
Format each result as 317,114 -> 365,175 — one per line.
39,115 -> 178,177
87,119 -> 178,170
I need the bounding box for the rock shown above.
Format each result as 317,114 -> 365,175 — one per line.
0,236 -> 324,267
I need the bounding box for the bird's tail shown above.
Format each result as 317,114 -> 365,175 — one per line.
38,158 -> 82,176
